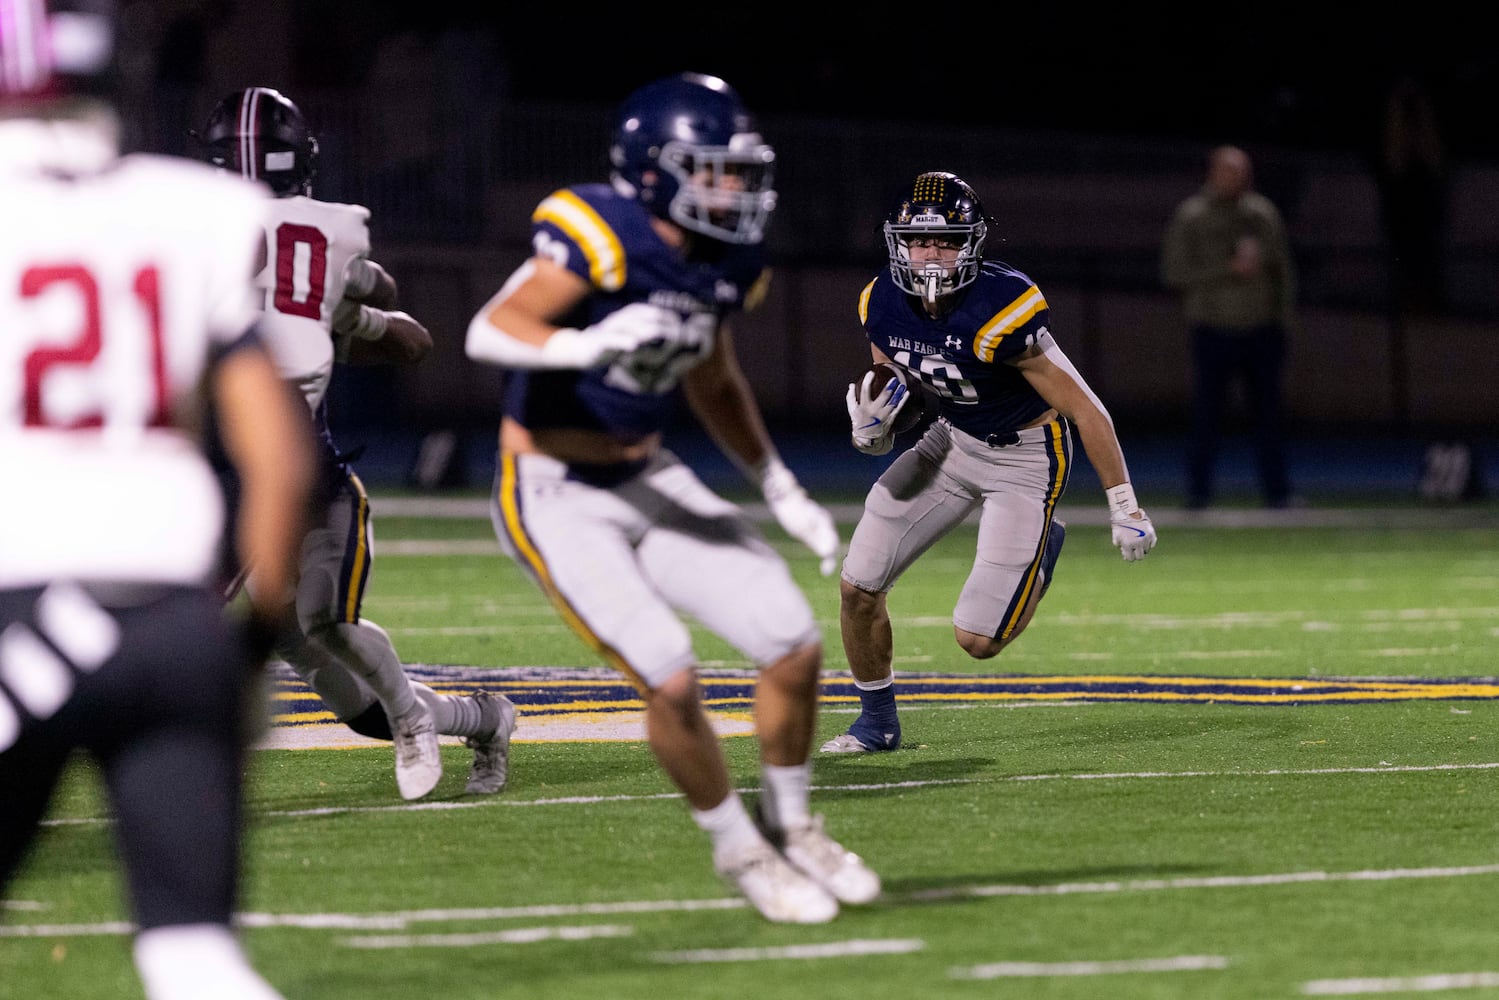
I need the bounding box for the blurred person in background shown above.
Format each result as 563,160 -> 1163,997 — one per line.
195,85 -> 516,800
0,2 -> 313,997
1161,144 -> 1297,510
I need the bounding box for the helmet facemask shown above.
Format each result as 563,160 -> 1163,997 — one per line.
882,171 -> 989,305
658,133 -> 777,244
885,218 -> 986,305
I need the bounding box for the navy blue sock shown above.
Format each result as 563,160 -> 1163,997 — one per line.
850,684 -> 900,749
857,684 -> 897,724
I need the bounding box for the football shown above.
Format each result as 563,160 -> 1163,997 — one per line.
861,361 -> 925,435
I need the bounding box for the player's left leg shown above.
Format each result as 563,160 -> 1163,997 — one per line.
135,924 -> 285,1000
0,744 -> 66,895
658,668 -> 837,925
87,588 -> 287,999
276,626 -> 381,726
834,581 -> 901,752
276,624 -> 513,792
637,460 -> 879,906
0,589 -> 78,895
835,422 -> 977,751
296,472 -> 439,800
752,640 -> 881,906
954,425 -> 1072,658
455,688 -> 516,794
310,618 -> 439,800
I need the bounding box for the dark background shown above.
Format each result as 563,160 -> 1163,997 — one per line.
281,6 -> 1495,163
128,2 -> 1498,500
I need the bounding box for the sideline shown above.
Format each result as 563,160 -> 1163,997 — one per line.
371,495 -> 1499,530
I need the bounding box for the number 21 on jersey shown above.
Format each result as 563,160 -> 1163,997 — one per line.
15,263 -> 170,429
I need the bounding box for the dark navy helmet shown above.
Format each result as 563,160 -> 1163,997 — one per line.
884,171 -> 988,301
0,0 -> 116,106
608,71 -> 776,244
195,87 -> 318,197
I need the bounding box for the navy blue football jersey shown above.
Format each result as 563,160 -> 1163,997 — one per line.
857,259 -> 1054,438
502,183 -> 770,437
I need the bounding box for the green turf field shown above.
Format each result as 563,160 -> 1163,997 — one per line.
5,496 -> 1498,999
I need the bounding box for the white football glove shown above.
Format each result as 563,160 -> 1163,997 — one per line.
760,456 -> 840,576
1105,483 -> 1158,562
543,302 -> 684,369
1111,511 -> 1158,561
845,370 -> 910,455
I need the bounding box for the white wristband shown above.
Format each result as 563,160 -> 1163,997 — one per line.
465,314 -> 583,369
1106,482 -> 1139,518
346,305 -> 389,341
756,453 -> 799,501
538,327 -> 603,367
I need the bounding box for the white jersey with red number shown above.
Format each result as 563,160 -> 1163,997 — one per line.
254,195 -> 372,412
0,119 -> 267,588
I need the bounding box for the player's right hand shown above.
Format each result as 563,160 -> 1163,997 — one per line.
845,370 -> 908,455
760,459 -> 841,576
577,302 -> 685,366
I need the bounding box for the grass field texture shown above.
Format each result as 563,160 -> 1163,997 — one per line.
4,494 -> 1498,999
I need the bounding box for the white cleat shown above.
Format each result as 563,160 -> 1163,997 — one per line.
391,704 -> 442,800
716,837 -> 839,924
465,692 -> 517,794
779,815 -> 882,905
820,733 -> 873,754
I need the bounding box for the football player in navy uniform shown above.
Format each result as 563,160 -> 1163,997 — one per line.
196,87 -> 517,800
466,72 -> 873,924
0,2 -> 313,997
827,171 -> 1158,753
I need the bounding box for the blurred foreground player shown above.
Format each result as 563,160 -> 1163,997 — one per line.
0,3 -> 313,998
465,71 -> 873,923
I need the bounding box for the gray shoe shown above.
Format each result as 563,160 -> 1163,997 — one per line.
465,692 -> 517,794
391,703 -> 441,801
820,733 -> 874,753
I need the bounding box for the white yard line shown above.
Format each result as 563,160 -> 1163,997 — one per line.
651,939 -> 925,963
951,954 -> 1229,978
8,859 -> 1499,939
1302,971 -> 1499,994
38,760 -> 1499,830
341,924 -> 634,948
912,863 -> 1499,901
